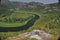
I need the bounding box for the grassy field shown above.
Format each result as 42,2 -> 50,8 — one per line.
0,12 -> 33,27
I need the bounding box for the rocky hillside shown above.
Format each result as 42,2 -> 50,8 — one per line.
1,1 -> 44,8
5,30 -> 53,40
9,2 -> 27,8
1,1 -> 60,9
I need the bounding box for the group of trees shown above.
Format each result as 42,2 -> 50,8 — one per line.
0,17 -> 29,23
0,4 -> 12,17
0,8 -> 10,17
0,14 -> 33,23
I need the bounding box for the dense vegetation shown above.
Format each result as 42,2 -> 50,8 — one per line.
0,3 -> 60,40
0,12 -> 33,27
0,5 -> 34,27
0,7 -> 11,17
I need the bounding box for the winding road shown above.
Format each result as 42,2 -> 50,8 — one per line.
0,14 -> 40,32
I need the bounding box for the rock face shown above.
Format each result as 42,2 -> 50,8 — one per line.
6,30 -> 52,40
0,0 -> 15,8
22,30 -> 52,40
1,0 -> 8,4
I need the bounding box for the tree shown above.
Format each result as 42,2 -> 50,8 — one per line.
0,0 -> 1,4
58,0 -> 60,3
0,0 -> 1,2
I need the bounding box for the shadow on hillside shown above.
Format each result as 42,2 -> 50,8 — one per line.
0,14 -> 40,32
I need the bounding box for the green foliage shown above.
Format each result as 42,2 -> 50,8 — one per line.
0,3 -> 60,40
0,13 -> 33,27
0,7 -> 11,17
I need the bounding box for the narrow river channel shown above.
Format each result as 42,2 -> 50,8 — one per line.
0,14 -> 40,32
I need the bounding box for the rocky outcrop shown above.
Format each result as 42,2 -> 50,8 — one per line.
20,30 -> 52,40
6,30 -> 52,40
0,0 -> 16,8
1,0 -> 8,4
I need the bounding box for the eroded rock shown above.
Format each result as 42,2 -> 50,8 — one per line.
6,30 -> 52,40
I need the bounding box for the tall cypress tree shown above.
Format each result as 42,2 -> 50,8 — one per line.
59,0 -> 60,3
0,0 -> 1,3
0,0 -> 1,5
0,0 -> 1,2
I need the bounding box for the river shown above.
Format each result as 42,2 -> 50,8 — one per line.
0,14 -> 40,32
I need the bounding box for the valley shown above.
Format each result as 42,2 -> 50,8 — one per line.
0,1 -> 60,40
